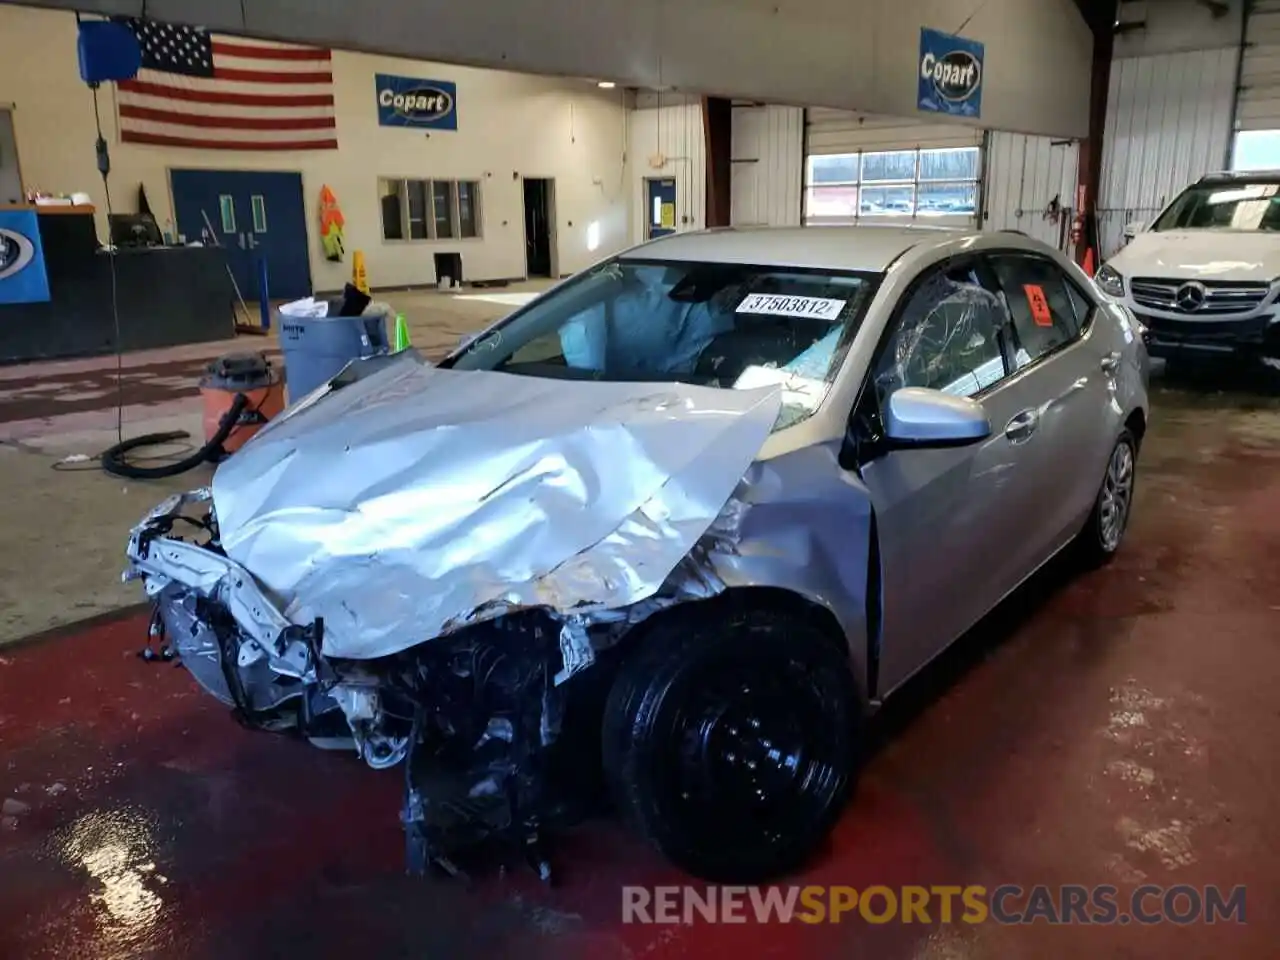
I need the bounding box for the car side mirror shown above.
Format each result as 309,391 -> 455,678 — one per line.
883,387 -> 991,448
1123,219 -> 1145,240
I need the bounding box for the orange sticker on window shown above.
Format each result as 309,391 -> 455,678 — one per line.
1024,284 -> 1054,327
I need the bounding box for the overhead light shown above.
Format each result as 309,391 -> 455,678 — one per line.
597,81 -> 616,89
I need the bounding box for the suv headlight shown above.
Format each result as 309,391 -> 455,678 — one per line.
1095,264 -> 1126,299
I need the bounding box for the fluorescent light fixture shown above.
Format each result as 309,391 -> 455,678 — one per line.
597,81 -> 616,89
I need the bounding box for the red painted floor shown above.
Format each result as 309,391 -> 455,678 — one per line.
1,396 -> 1279,959
0,347 -> 280,425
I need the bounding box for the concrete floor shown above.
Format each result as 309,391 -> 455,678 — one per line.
0,368 -> 1276,958
0,283 -> 548,644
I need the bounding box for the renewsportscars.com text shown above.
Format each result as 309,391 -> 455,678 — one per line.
622,884 -> 1247,926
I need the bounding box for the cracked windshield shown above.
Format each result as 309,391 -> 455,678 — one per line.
449,259 -> 878,430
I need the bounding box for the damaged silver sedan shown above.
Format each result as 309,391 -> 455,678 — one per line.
126,226 -> 1149,883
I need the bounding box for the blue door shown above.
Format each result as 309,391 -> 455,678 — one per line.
170,169 -> 312,302
646,178 -> 678,239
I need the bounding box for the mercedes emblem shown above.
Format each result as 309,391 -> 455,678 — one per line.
1174,281 -> 1207,312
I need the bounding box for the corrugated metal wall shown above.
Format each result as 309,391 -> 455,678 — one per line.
1239,0 -> 1280,129
805,109 -> 984,154
629,92 -> 706,244
1097,47 -> 1239,258
730,104 -> 804,226
983,132 -> 1080,250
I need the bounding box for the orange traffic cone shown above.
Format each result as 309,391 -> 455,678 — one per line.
1082,246 -> 1096,278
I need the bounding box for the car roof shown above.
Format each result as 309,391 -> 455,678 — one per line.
1199,169 -> 1280,183
620,224 -> 974,273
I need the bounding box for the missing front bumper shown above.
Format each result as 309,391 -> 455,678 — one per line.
1135,310 -> 1279,361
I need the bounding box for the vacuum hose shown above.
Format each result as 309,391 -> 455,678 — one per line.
101,393 -> 250,480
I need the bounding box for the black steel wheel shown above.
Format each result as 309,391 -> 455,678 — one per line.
602,605 -> 861,883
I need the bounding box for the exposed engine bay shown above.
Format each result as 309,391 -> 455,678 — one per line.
133,490 -> 735,880
125,354 -> 785,879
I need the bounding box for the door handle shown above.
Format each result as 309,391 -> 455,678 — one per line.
1100,351 -> 1122,375
1004,409 -> 1039,443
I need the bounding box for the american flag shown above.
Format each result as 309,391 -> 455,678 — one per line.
115,19 -> 337,151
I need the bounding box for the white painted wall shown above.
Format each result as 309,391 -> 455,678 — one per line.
21,0 -> 1096,140
0,5 -> 631,290
627,92 -> 705,245
730,104 -> 803,227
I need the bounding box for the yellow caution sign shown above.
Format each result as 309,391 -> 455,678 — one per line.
352,249 -> 370,295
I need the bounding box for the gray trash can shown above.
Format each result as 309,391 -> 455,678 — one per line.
278,305 -> 390,402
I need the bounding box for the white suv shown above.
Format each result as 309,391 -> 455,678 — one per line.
1096,171 -> 1280,370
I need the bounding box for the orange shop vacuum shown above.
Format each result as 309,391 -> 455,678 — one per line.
100,352 -> 285,480
199,352 -> 285,455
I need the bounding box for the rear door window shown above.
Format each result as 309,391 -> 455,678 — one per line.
986,254 -> 1084,370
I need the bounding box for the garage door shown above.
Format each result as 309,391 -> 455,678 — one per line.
804,109 -> 983,227
1238,0 -> 1280,132
1232,0 -> 1280,170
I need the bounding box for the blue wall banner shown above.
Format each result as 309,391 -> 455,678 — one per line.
918,28 -> 984,119
375,74 -> 458,130
0,209 -> 50,305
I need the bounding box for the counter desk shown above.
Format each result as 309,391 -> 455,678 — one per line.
0,207 -> 236,364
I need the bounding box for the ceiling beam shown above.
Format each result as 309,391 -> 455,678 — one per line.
1073,0 -> 1121,36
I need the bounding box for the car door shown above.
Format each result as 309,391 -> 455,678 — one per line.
855,256 -> 1048,696
983,251 -> 1121,553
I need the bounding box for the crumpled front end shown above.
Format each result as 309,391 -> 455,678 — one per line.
124,356 -> 781,876
125,488 -> 336,730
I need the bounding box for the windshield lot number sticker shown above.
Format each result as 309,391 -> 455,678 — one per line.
737,294 -> 846,321
1024,284 -> 1054,327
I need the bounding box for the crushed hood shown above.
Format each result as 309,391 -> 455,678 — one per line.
211,353 -> 781,660
1109,230 -> 1280,282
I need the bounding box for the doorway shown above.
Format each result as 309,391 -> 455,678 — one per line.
522,177 -> 556,278
0,109 -> 24,206
170,169 -> 312,301
646,177 -> 678,240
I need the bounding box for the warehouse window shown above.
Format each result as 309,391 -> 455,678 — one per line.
805,147 -> 980,225
379,178 -> 482,241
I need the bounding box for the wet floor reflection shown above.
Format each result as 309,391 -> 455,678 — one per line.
56,806 -> 168,953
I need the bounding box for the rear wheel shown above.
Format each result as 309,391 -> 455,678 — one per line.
602,606 -> 861,883
1076,429 -> 1138,567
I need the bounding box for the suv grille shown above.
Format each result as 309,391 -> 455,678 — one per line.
1130,277 -> 1272,316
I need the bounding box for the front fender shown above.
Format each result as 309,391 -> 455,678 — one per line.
706,443 -> 873,695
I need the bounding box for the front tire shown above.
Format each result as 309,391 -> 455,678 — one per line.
1077,429 -> 1138,566
602,605 -> 861,883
